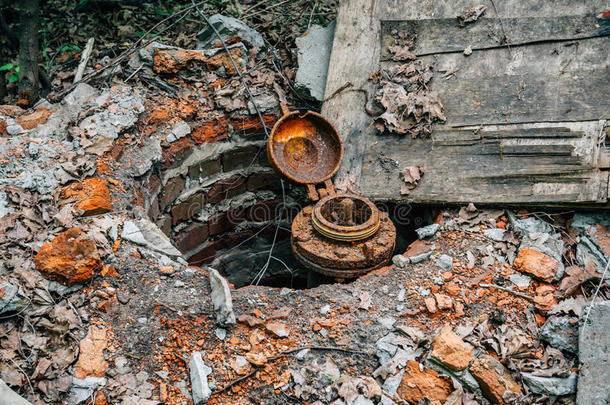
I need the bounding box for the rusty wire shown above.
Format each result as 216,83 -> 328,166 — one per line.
190,1 -> 288,285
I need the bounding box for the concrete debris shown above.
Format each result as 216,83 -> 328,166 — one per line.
416,223 -> 440,239
392,254 -> 409,268
166,121 -> 191,143
0,191 -> 13,218
0,377 -> 33,405
207,267 -> 236,328
435,254 -> 453,270
484,228 -> 505,242
0,281 -> 26,315
577,300 -> 610,405
128,137 -> 162,176
68,376 -> 106,404
540,315 -> 578,354
197,14 -> 265,51
121,219 -> 182,258
508,273 -> 531,288
295,21 -> 336,101
188,352 -> 212,405
521,372 -> 577,396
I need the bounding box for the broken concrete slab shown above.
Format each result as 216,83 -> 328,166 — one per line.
0,377 -> 33,405
577,300 -> 610,405
188,352 -> 212,404
197,14 -> 265,51
521,372 -> 576,396
207,267 -> 236,328
540,315 -> 578,354
121,219 -> 182,258
295,21 -> 336,101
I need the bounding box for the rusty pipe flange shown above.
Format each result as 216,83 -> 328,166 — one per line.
292,246 -> 391,279
291,205 -> 396,277
311,193 -> 380,242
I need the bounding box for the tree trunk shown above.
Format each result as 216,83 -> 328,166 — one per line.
17,0 -> 40,107
0,51 -> 6,101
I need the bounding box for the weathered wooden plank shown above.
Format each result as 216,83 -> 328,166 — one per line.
380,15 -> 607,59
359,122 -> 608,204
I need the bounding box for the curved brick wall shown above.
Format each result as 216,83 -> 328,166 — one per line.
135,100 -> 303,281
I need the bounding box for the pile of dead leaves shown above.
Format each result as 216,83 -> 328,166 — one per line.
370,38 -> 446,138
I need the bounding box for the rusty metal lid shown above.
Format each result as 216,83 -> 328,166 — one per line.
267,107 -> 343,187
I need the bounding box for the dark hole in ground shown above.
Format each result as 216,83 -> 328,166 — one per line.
180,202 -> 433,290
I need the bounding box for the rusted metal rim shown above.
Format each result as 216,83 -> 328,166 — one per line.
266,108 -> 343,186
292,245 -> 392,279
311,194 -> 380,242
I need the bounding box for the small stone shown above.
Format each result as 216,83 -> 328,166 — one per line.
521,372 -> 576,396
508,273 -> 531,288
540,315 -> 578,353
469,354 -> 522,404
245,352 -> 267,367
159,266 -> 175,275
188,352 -> 212,404
230,356 -> 251,375
430,325 -> 473,371
295,349 -> 309,361
382,369 -> 405,396
265,321 -> 290,337
416,224 -> 440,239
378,317 -> 396,330
484,228 -> 505,242
513,247 -> 559,283
397,361 -> 453,404
320,304 -> 331,315
208,268 -> 236,328
137,317 -> 147,325
174,280 -> 185,288
166,121 -> 191,143
397,288 -> 406,302
424,297 -> 437,313
197,14 -> 265,50
392,254 -> 409,268
434,293 -> 453,311
435,254 -> 453,270
34,228 -> 102,286
215,328 -> 226,341
463,46 -> 473,55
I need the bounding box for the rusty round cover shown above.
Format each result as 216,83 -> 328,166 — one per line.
267,111 -> 343,186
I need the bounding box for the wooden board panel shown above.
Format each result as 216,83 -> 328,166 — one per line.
322,0 -> 610,204
360,122 -> 609,204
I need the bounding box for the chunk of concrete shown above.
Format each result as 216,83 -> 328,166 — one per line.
295,21 -> 335,101
197,14 -> 265,51
189,352 -> 212,404
416,224 -> 440,239
207,267 -> 236,328
540,315 -> 578,354
577,300 -> 610,405
121,219 -> 182,258
521,372 -> 576,396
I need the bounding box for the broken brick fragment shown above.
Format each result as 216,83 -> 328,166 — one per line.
0,119 -> 6,136
469,354 -> 522,403
74,326 -> 109,379
191,118 -> 229,144
34,228 -> 102,286
397,360 -> 453,404
231,114 -> 277,136
513,247 -> 558,283
430,324 -> 473,371
153,49 -> 207,74
162,137 -> 194,169
60,178 -> 113,216
15,108 -> 52,130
